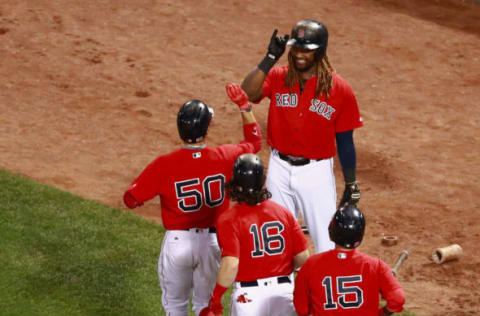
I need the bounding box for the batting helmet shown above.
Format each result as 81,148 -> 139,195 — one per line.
177,99 -> 214,143
328,205 -> 366,249
287,19 -> 328,59
231,153 -> 265,194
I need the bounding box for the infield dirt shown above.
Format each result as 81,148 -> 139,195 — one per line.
1,0 -> 479,315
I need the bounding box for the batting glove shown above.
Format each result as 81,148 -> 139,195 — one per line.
338,181 -> 361,209
201,297 -> 223,316
202,283 -> 227,316
267,29 -> 289,60
199,307 -> 217,316
258,29 -> 289,74
209,301 -> 223,316
226,83 -> 251,112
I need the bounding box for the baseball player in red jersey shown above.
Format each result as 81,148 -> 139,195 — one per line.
293,205 -> 406,316
241,19 -> 363,253
123,84 -> 261,316
200,153 -> 310,316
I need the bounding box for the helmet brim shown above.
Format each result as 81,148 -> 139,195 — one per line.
287,38 -> 320,50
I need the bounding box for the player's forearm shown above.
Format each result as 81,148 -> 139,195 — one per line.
241,68 -> 265,102
241,110 -> 257,125
242,121 -> 262,153
293,249 -> 309,270
216,256 -> 239,288
335,130 -> 357,183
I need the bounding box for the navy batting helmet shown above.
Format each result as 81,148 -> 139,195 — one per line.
177,99 -> 214,143
287,19 -> 328,59
328,205 -> 366,249
231,153 -> 265,194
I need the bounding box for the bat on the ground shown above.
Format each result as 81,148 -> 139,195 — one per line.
392,250 -> 408,277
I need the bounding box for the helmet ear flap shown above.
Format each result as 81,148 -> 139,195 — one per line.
314,46 -> 326,61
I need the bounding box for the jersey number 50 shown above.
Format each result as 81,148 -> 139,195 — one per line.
175,174 -> 225,212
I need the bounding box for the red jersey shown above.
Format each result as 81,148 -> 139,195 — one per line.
259,66 -> 363,159
294,249 -> 405,316
216,199 -> 309,281
126,122 -> 261,230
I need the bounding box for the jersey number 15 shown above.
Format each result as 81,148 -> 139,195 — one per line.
322,275 -> 364,310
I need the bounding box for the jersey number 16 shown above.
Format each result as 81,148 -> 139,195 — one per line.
249,221 -> 285,257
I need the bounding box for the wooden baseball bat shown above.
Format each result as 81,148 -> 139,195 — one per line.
392,250 -> 408,277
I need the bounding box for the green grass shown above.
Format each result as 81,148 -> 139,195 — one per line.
0,169 -> 164,316
0,169 -> 414,315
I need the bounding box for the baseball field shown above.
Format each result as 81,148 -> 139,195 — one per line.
1,0 -> 479,315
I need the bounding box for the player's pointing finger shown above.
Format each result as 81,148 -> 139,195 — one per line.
271,29 -> 278,40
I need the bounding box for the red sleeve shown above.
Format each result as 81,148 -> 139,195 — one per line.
293,260 -> 311,316
239,122 -> 262,153
126,156 -> 163,204
123,190 -> 143,209
288,211 -> 309,254
334,76 -> 363,133
215,122 -> 262,162
378,260 -> 406,313
216,213 -> 240,258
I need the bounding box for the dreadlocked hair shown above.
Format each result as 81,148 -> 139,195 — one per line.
286,51 -> 334,99
226,179 -> 272,206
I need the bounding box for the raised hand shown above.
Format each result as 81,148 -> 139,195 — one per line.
226,83 -> 252,112
267,29 -> 290,60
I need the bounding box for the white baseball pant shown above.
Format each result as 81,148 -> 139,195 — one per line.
158,228 -> 221,316
230,275 -> 296,316
266,149 -> 336,253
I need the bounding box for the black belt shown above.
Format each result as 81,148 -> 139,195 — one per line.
179,227 -> 216,233
278,152 -> 314,166
240,276 -> 291,287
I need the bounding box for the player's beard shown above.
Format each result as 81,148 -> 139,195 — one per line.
292,56 -> 316,73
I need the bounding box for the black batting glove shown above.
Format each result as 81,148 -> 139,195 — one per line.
338,181 -> 361,209
267,29 -> 289,60
258,29 -> 289,74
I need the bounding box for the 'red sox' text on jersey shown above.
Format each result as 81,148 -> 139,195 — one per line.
125,122 -> 261,230
259,66 -> 363,159
294,249 -> 405,316
216,199 -> 309,281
